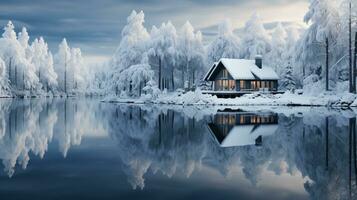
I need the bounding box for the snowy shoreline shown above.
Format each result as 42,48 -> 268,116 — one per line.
103,90 -> 357,108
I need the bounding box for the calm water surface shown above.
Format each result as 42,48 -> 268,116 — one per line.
0,98 -> 356,200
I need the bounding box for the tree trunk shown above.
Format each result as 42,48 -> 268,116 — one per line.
325,38 -> 329,91
8,58 -> 12,84
188,73 -> 191,89
129,81 -> 132,94
182,65 -> 185,88
14,64 -> 17,89
23,68 -> 25,90
186,57 -> 189,89
171,69 -> 174,91
353,32 -> 357,94
348,117 -> 355,197
325,117 -> 329,170
192,69 -> 195,89
158,57 -> 162,90
349,2 -> 353,93
64,52 -> 67,95
139,81 -> 142,96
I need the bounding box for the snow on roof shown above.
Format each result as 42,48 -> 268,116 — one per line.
205,58 -> 279,80
220,124 -> 278,147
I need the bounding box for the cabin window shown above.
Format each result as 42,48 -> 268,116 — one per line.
215,114 -> 236,125
240,115 -> 245,124
251,81 -> 256,90
215,80 -> 235,91
222,69 -> 229,78
240,80 -> 255,90
223,80 -> 228,90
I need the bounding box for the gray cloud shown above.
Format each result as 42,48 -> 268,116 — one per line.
0,0 -> 308,60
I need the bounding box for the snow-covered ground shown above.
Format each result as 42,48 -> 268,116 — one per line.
103,90 -> 357,108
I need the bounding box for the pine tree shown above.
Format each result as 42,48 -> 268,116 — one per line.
282,62 -> 296,91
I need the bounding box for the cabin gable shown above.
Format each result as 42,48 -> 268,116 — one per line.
209,62 -> 234,81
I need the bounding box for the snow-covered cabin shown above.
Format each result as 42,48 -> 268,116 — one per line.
203,56 -> 279,97
207,111 -> 278,147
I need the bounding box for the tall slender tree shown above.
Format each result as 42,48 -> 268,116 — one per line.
353,32 -> 357,92
326,38 -> 329,91
349,2 -> 353,93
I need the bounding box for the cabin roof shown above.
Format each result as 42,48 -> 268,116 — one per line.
204,58 -> 279,81
208,124 -> 278,147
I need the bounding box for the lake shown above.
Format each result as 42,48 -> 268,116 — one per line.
0,98 -> 356,200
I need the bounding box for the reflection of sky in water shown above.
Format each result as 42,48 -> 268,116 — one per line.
0,99 -> 356,200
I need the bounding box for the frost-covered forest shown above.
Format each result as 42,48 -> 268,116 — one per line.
98,0 -> 357,98
0,21 -> 88,97
1,0 -> 356,99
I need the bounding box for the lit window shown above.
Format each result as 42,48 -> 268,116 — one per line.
240,115 -> 244,124
240,80 -> 245,90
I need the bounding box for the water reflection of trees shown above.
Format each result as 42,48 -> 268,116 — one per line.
0,99 -> 93,177
106,106 -> 357,199
0,100 -> 356,199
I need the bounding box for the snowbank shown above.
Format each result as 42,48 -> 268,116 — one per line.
104,90 -> 357,108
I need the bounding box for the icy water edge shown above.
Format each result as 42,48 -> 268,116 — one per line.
0,98 -> 356,200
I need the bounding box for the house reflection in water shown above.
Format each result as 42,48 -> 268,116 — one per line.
207,110 -> 278,147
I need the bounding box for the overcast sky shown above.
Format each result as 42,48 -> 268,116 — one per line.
0,0 -> 309,64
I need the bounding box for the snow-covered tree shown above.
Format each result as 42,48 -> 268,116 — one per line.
118,54 -> 155,97
148,21 -> 178,90
18,27 -> 29,49
206,19 -> 240,65
2,21 -> 16,40
54,38 -> 71,93
0,22 -> 40,92
280,61 -> 296,91
240,13 -> 271,59
0,57 -> 10,95
268,22 -> 287,77
177,21 -> 205,89
110,10 -> 150,94
69,48 -> 85,93
0,21 -> 19,87
294,0 -> 342,93
31,37 -> 58,92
